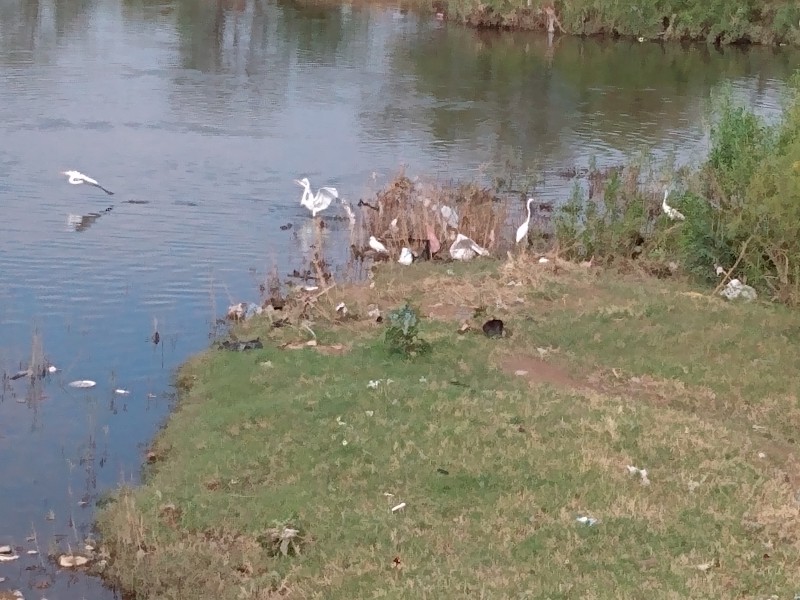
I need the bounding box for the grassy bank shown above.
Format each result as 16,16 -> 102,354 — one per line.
96,256 -> 800,598
435,0 -> 800,46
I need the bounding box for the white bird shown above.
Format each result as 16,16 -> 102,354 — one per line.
294,177 -> 338,217
341,201 -> 356,224
516,197 -> 535,244
369,236 -> 388,254
62,170 -> 114,195
398,247 -> 414,265
449,233 -> 489,261
662,189 -> 685,221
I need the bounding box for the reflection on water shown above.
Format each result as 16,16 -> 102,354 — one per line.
0,0 -> 798,597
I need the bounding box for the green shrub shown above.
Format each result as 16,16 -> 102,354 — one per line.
384,303 -> 431,358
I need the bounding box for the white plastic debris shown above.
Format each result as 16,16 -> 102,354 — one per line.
714,264 -> 725,276
440,205 -> 459,228
365,410 -> 374,417
335,302 -> 348,316
398,247 -> 414,266
419,376 -> 428,383
391,502 -> 407,513
576,516 -> 598,526
114,389 -> 130,396
68,380 -> 96,389
367,380 -> 381,389
449,234 -> 489,261
342,440 -> 348,446
58,554 -> 89,568
758,452 -> 766,459
514,370 -> 528,376
626,465 -> 651,486
720,278 -> 757,302
538,257 -> 550,264
47,365 -> 59,373
336,416 -> 347,426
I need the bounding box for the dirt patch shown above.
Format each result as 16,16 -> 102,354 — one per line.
501,355 -> 587,391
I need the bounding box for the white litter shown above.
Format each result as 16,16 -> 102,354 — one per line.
626,465 -> 651,486
47,365 -> 59,373
367,380 -> 381,389
68,380 -> 96,389
538,257 -> 550,264
720,278 -> 757,302
114,389 -> 131,396
398,247 -> 414,266
576,516 -> 598,526
391,502 -> 407,513
335,302 -> 348,316
449,234 -> 489,261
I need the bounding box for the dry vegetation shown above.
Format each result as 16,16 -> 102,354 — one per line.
95,253 -> 800,599
356,173 -> 506,260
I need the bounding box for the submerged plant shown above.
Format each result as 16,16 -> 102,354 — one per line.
384,303 -> 431,358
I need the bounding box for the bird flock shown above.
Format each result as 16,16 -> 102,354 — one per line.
63,168 -> 688,261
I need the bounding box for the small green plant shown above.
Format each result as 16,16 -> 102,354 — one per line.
384,303 -> 431,358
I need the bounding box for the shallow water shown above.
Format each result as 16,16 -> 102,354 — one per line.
0,0 -> 797,596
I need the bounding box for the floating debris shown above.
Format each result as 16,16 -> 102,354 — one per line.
0,545 -> 19,562
58,554 -> 90,568
114,389 -> 131,396
10,369 -> 32,381
47,365 -> 59,374
68,380 -> 97,389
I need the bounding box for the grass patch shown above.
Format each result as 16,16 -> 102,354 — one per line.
97,258 -> 800,598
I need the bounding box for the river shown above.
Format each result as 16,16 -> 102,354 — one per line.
0,0 -> 797,597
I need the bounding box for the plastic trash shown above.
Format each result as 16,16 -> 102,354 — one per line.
720,278 -> 757,302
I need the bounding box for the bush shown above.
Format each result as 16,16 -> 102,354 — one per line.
384,303 -> 431,358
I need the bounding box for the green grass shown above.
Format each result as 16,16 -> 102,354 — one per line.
97,258 -> 800,599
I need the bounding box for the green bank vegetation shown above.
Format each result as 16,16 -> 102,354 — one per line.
91,76 -> 800,599
441,0 -> 800,46
96,257 -> 800,598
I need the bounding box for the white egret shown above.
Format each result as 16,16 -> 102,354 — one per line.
369,236 -> 388,254
294,177 -> 338,217
62,170 -> 114,195
516,197 -> 535,244
398,247 -> 414,265
662,189 -> 685,221
449,233 -> 489,261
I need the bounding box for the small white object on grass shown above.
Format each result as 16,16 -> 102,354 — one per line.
68,380 -> 96,389
335,302 -> 348,316
367,380 -> 381,389
714,264 -> 725,276
662,189 -> 685,221
62,170 -> 114,195
342,440 -> 348,446
391,502 -> 406,513
398,247 -> 414,266
369,236 -> 388,254
365,410 -> 374,417
626,464 -> 651,486
576,516 -> 598,526
538,257 -> 550,264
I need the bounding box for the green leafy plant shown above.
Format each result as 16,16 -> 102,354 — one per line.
384,303 -> 431,358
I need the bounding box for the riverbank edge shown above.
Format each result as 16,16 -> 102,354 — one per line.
425,1 -> 800,47
92,255 -> 800,598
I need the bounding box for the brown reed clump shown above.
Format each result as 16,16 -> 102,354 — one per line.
361,172 -> 506,259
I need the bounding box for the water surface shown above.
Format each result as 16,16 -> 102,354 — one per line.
0,0 -> 797,596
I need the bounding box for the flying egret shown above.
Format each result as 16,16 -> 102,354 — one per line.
294,177 -> 338,217
369,236 -> 388,254
662,189 -> 685,221
61,170 -> 114,195
516,197 -> 535,244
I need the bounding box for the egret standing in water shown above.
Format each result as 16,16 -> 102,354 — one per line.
61,170 -> 114,195
516,197 -> 535,244
662,189 -> 685,221
294,177 -> 338,218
